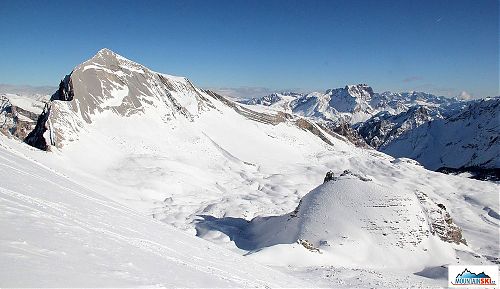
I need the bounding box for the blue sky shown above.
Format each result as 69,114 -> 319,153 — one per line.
0,0 -> 498,98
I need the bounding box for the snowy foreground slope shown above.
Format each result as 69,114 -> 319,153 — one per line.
1,49 -> 499,287
0,141 -> 305,287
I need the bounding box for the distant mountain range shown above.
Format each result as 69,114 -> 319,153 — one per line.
239,86 -> 499,179
0,83 -> 56,97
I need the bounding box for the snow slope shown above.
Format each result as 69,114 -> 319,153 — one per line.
4,49 -> 498,287
0,140 -> 306,287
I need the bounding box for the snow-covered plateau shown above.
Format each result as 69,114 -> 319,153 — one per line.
1,49 -> 498,287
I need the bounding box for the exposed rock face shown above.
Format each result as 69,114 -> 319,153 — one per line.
25,48 -> 218,150
323,170 -> 371,183
294,118 -> 334,146
25,103 -> 53,150
318,120 -> 368,148
0,94 -> 46,141
356,105 -> 439,149
55,76 -> 74,101
24,49 -> 349,151
297,239 -> 321,253
416,191 -> 466,245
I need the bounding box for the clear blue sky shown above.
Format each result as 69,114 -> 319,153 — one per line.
0,0 -> 498,98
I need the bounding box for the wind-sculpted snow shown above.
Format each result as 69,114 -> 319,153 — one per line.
199,171 -> 467,270
0,143 -> 305,287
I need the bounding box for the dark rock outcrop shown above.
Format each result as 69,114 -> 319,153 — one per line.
25,103 -> 51,150
323,171 -> 335,183
54,76 -> 74,101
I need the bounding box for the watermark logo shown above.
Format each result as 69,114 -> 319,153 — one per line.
449,265 -> 498,287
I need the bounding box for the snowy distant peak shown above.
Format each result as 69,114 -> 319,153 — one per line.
448,97 -> 499,122
325,84 -> 375,114
240,92 -> 303,106
242,84 -> 462,125
241,93 -> 283,106
373,97 -> 500,170
356,104 -> 441,149
325,84 -> 374,100
376,91 -> 457,108
346,83 -> 374,100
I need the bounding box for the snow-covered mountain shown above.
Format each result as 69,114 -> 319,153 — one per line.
25,48 -> 219,150
241,85 -> 499,176
372,91 -> 458,113
356,105 -> 442,149
377,98 -> 500,171
240,84 -> 458,124
0,93 -> 47,140
289,84 -> 375,123
240,92 -> 303,106
2,49 -> 498,287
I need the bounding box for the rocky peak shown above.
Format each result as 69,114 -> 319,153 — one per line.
323,84 -> 374,115
356,105 -> 438,149
240,92 -> 303,106
346,84 -> 374,101
96,47 -> 116,57
325,84 -> 374,100
24,49 -> 217,150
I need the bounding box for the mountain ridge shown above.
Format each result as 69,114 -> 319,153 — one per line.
239,85 -> 499,175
